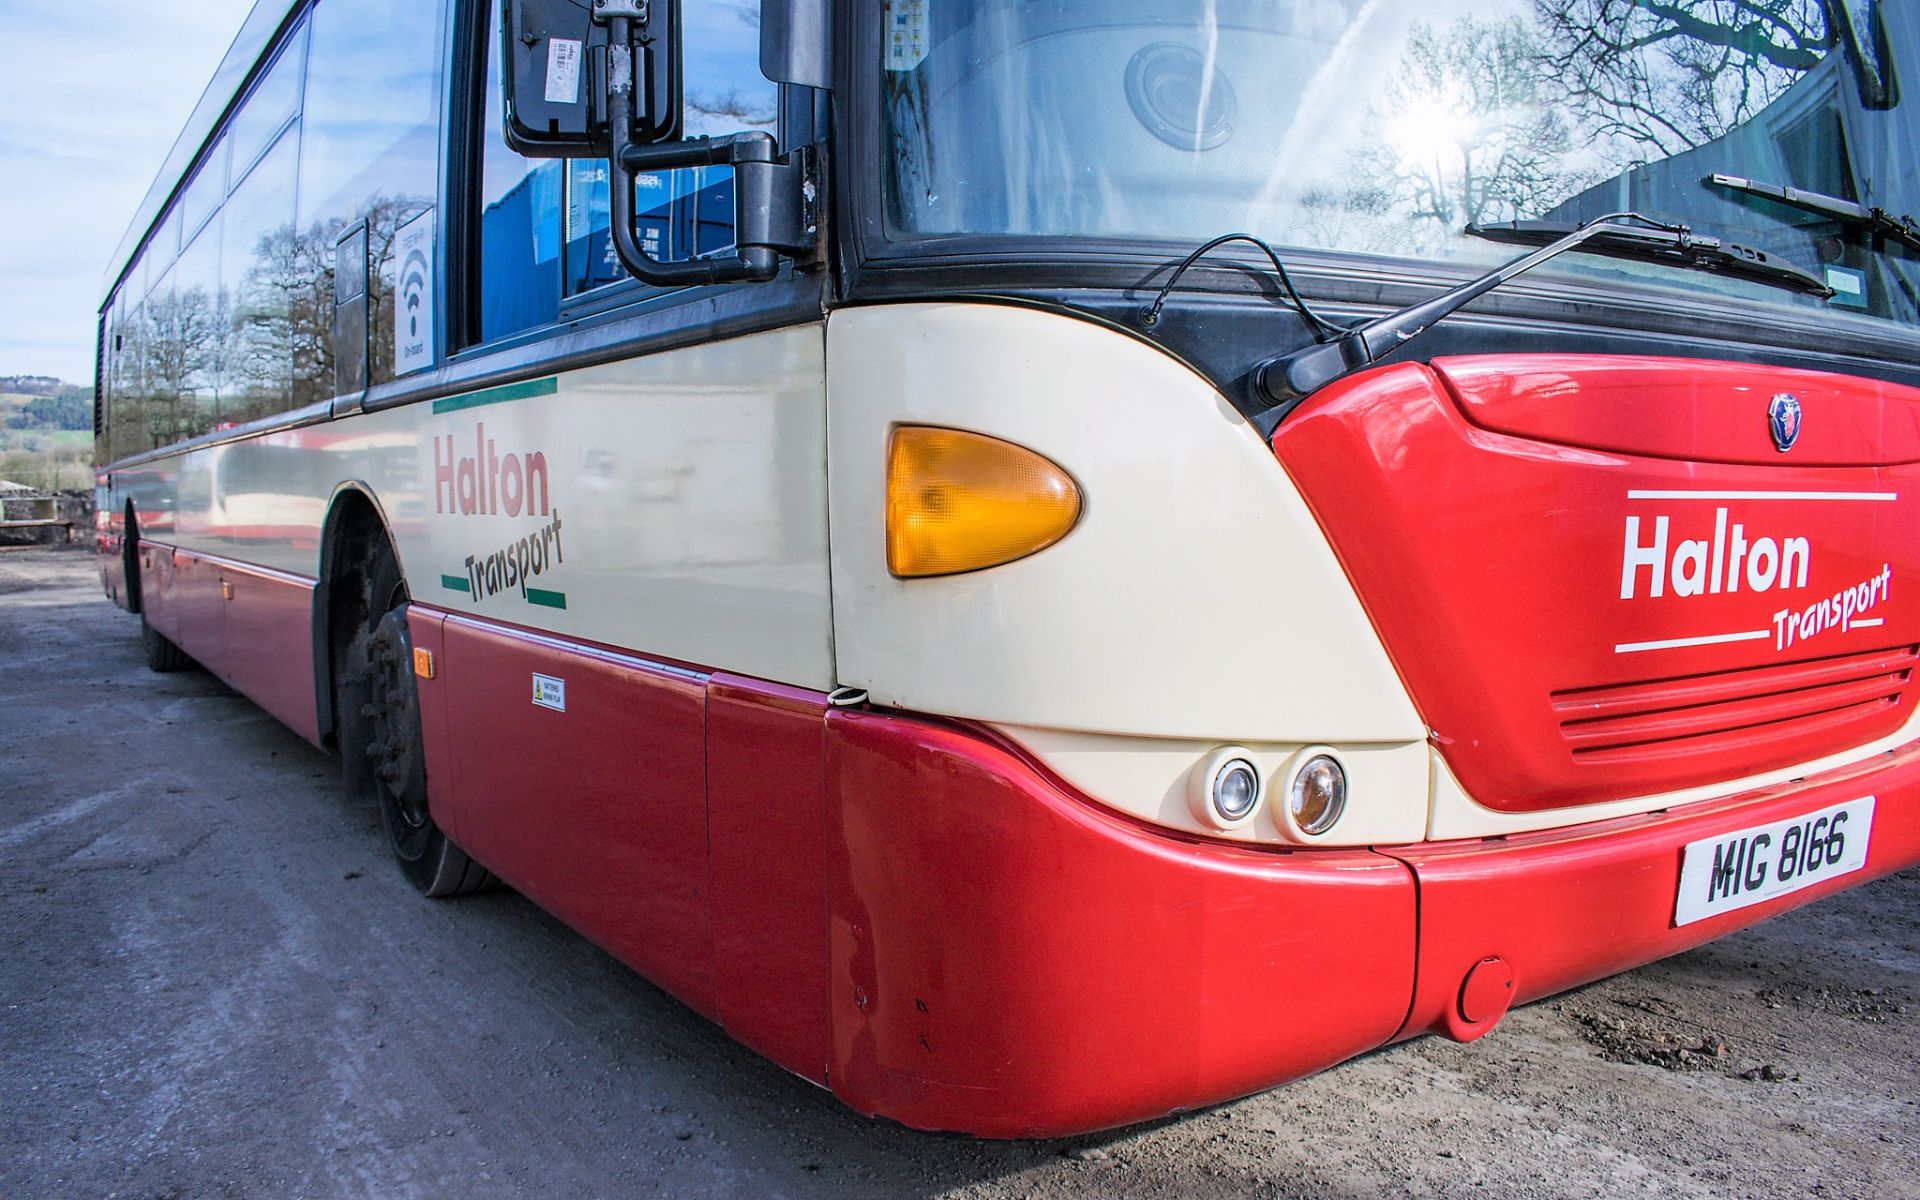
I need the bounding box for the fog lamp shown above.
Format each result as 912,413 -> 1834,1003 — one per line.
1285,752 -> 1347,838
1188,747 -> 1264,831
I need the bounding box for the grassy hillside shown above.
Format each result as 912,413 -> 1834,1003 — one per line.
1,387 -> 94,491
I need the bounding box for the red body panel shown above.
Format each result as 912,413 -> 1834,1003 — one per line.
707,675 -> 831,1085
1275,359 -> 1920,811
435,614 -> 717,1019
1440,355 -> 1920,467
137,542 -> 180,642
173,551 -> 229,681
134,545 -> 320,746
217,559 -> 320,744
821,710 -> 1419,1137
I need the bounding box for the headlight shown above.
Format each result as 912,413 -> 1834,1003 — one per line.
1280,750 -> 1347,839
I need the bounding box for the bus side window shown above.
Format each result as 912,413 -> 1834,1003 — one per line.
562,5 -> 776,297
296,0 -> 443,400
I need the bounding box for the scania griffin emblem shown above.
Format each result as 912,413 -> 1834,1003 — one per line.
1769,393 -> 1803,452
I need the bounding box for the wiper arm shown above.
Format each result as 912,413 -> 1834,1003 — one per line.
1256,212 -> 1830,415
1706,173 -> 1920,253
1464,219 -> 1834,297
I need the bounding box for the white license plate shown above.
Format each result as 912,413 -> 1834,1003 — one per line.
1674,797 -> 1875,926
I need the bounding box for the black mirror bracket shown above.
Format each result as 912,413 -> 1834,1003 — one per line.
596,2 -> 816,289
607,134 -> 817,287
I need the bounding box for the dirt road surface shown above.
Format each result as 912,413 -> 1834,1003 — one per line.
3,545 -> 1916,1199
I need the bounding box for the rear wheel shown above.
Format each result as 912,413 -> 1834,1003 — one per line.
129,520 -> 191,673
140,616 -> 192,673
122,505 -> 142,614
340,537 -> 497,897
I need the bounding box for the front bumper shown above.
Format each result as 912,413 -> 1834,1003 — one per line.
822,708 -> 1920,1138
1387,738 -> 1920,1044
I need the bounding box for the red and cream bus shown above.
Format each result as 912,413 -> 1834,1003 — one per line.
95,0 -> 1920,1136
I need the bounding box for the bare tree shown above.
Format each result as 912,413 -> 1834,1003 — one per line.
1365,17 -> 1587,230
141,288 -> 222,447
1534,0 -> 1826,158
686,87 -> 777,131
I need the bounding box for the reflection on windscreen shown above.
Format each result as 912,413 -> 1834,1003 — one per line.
881,0 -> 1917,328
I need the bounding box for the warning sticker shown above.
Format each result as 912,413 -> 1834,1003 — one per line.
546,37 -> 583,104
532,673 -> 567,713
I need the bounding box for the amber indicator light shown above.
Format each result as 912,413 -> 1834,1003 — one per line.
886,426 -> 1083,578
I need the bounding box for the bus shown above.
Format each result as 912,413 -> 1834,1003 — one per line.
94,0 -> 1919,1137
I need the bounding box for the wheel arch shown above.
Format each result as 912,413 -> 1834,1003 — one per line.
312,481 -> 403,751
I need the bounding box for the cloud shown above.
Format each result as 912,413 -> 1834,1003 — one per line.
0,1 -> 256,382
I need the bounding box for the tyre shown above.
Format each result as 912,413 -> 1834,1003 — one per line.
128,519 -> 189,672
141,615 -> 193,673
341,536 -> 498,897
123,507 -> 143,615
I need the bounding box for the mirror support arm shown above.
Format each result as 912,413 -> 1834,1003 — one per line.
602,17 -> 815,288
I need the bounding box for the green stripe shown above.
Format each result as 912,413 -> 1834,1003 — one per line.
430,376 -> 558,415
440,574 -> 470,592
525,588 -> 567,610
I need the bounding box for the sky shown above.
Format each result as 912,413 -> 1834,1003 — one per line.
0,0 -> 257,384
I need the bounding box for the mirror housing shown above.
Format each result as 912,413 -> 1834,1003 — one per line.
501,0 -> 679,156
761,0 -> 831,89
498,0 -> 817,288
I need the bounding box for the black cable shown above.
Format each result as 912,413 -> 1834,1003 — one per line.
1139,232 -> 1350,341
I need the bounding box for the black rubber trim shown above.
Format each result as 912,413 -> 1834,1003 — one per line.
830,271 -> 1920,439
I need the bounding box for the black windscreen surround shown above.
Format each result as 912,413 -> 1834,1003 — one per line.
876,0 -> 1919,335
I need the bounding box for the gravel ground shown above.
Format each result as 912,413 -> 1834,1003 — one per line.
2,544 -> 1916,1199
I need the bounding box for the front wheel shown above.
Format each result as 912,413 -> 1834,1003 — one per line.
342,539 -> 497,897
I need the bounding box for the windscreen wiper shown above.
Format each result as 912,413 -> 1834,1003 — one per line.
1464,219 -> 1834,297
1256,212 -> 1831,415
1706,173 -> 1920,253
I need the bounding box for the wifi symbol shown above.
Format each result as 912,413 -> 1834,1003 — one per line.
400,248 -> 431,338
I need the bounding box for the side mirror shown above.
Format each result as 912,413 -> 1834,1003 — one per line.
499,0 -> 817,287
501,0 -> 679,155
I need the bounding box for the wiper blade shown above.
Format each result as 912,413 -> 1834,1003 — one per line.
1465,219 -> 1834,298
1255,212 -> 1829,417
1706,173 -> 1920,253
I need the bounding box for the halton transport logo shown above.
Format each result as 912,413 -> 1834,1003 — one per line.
433,421 -> 568,609
1614,489 -> 1896,655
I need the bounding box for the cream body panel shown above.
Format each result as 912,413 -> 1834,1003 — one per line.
115,324 -> 834,688
825,302 -> 1423,743
1428,701 -> 1920,840
1000,725 -> 1430,845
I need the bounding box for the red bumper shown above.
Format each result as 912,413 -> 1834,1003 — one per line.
823,710 -> 1920,1137
1386,738 -> 1920,1045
